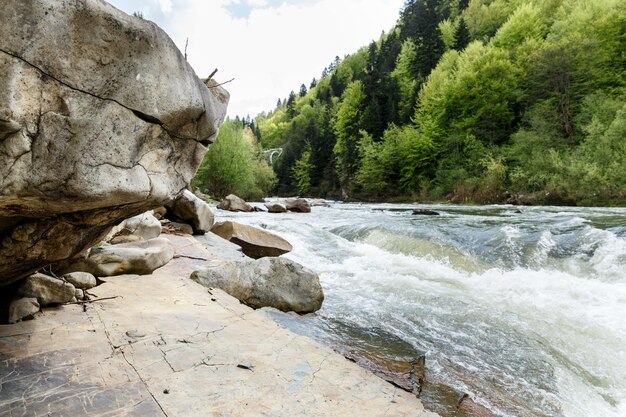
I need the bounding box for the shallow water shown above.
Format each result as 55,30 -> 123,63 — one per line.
216,203 -> 626,417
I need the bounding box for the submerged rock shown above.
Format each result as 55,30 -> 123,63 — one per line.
63,238 -> 175,277
217,194 -> 253,212
0,0 -> 228,286
211,221 -> 292,259
17,273 -> 75,305
412,209 -> 440,216
8,297 -> 40,323
191,257 -> 324,313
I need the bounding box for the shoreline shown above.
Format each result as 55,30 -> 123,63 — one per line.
0,234 -> 438,416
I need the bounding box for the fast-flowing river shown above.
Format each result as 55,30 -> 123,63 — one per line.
215,203 -> 626,417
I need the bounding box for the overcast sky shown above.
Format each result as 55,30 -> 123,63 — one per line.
106,0 -> 405,117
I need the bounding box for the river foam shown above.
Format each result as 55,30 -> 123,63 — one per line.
217,203 -> 626,417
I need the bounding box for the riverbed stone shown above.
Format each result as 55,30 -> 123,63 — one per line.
62,272 -> 97,289
0,0 -> 228,286
285,198 -> 312,213
7,297 -> 40,323
211,221 -> 292,259
191,257 -> 324,313
217,194 -> 253,212
63,238 -> 175,277
17,273 -> 75,305
265,202 -> 287,213
121,212 -> 163,240
167,190 -> 215,234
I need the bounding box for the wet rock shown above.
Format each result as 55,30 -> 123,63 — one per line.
285,198 -> 311,213
17,273 -> 75,305
217,194 -> 253,212
412,209 -> 440,216
167,190 -> 215,234
458,394 -> 500,417
265,202 -> 287,213
191,257 -> 324,313
210,221 -> 292,259
0,0 -> 228,285
62,271 -> 97,289
309,199 -> 331,207
63,238 -> 175,277
8,297 -> 40,323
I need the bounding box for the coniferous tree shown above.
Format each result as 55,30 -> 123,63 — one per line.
455,18 -> 470,50
286,91 -> 297,118
299,83 -> 308,97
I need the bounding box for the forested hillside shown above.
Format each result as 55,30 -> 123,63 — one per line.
253,0 -> 625,205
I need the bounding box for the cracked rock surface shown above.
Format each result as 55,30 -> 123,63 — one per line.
0,0 -> 228,284
0,235 -> 437,416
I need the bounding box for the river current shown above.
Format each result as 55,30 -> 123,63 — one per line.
215,203 -> 626,417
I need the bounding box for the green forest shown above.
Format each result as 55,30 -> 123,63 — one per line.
195,0 -> 625,205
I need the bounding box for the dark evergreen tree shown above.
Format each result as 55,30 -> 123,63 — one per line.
286,91 -> 297,118
310,78 -> 317,89
399,0 -> 445,80
454,18 -> 470,50
299,83 -> 308,97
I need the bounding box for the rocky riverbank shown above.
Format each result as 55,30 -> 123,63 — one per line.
0,233 -> 438,417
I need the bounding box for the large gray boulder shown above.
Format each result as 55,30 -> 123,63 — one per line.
63,238 -> 175,277
0,0 -> 228,286
17,273 -> 76,305
167,190 -> 214,234
211,221 -> 292,259
191,257 -> 324,313
217,194 -> 253,212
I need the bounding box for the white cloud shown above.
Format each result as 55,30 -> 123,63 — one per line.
246,0 -> 268,7
155,0 -> 173,14
110,0 -> 405,117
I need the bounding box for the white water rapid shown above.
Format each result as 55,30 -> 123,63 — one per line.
215,203 -> 626,417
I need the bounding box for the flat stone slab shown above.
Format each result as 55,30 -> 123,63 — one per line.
0,235 -> 437,417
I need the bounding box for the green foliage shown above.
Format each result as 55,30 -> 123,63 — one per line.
333,81 -> 366,189
192,119 -> 276,200
254,0 -> 625,205
439,19 -> 457,50
392,39 -> 419,123
292,142 -> 313,195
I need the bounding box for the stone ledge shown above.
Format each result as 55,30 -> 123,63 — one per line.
0,234 -> 437,417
